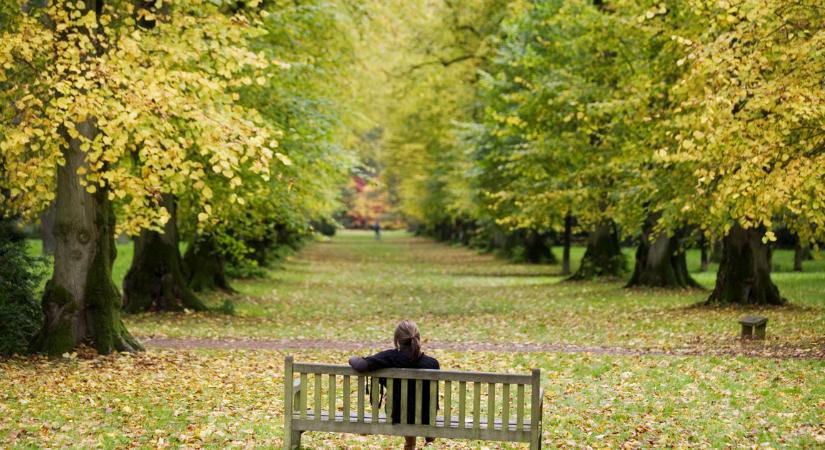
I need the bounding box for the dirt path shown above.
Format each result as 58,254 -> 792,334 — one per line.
143,337 -> 825,360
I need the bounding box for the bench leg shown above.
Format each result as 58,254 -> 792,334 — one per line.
289,430 -> 303,450
755,324 -> 766,340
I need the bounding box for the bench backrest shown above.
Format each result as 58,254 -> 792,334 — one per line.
284,356 -> 542,444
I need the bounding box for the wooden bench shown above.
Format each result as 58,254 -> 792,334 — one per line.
284,356 -> 543,449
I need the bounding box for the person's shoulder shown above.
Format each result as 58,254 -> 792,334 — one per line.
419,354 -> 440,369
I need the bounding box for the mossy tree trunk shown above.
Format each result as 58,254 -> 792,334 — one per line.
36,119 -> 141,355
569,220 -> 626,280
122,194 -> 206,312
184,234 -> 233,292
561,213 -> 572,276
706,224 -> 785,305
626,214 -> 699,289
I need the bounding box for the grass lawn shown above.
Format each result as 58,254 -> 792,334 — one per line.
5,230 -> 825,448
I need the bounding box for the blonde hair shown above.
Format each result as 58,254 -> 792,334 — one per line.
394,319 -> 422,360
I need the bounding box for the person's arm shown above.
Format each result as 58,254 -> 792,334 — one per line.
348,356 -> 370,372
349,350 -> 394,372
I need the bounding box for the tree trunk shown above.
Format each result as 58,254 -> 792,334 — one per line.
561,213 -> 572,276
794,243 -> 804,272
568,220 -> 626,280
698,233 -> 709,272
122,195 -> 207,312
184,234 -> 233,292
793,239 -> 809,272
522,231 -> 557,264
35,120 -> 141,355
40,202 -> 57,256
706,225 -> 785,305
626,215 -> 699,289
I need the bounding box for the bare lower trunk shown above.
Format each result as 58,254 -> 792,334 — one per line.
122,194 -> 206,312
706,225 -> 785,305
569,220 -> 626,280
184,234 -> 233,292
626,215 -> 699,289
561,213 -> 572,276
35,120 -> 141,355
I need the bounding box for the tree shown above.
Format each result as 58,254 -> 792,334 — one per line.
661,0 -> 825,304
0,0 -> 275,353
475,0 -> 633,279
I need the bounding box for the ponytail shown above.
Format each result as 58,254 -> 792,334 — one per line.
394,319 -> 422,360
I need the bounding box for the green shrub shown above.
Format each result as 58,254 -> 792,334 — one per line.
0,219 -> 44,356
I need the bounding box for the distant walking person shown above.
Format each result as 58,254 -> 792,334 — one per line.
373,220 -> 381,240
348,320 -> 439,450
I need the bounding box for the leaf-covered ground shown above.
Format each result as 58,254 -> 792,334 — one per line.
5,230 -> 825,448
2,350 -> 824,448
128,231 -> 825,358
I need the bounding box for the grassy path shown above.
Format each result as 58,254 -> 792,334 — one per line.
130,230 -> 825,359
143,337 -> 825,360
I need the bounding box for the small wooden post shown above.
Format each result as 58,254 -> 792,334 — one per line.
739,315 -> 768,340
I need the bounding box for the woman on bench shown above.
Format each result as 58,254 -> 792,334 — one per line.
349,320 -> 440,450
